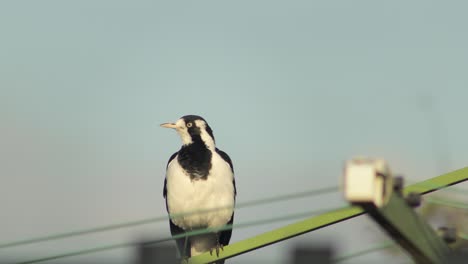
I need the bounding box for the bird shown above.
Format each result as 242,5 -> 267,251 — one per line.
161,115 -> 236,263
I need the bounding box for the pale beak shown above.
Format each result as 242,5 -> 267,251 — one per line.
160,122 -> 177,129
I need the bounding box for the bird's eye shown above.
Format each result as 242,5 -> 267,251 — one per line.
186,122 -> 193,128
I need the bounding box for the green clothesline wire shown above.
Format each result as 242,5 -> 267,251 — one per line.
334,241 -> 397,262
5,174 -> 468,263
2,180 -> 467,251
19,199 -> 467,264
16,206 -> 344,264
321,231 -> 468,264
331,180 -> 468,264
0,186 -> 339,250
332,212 -> 468,264
337,232 -> 468,262
458,233 -> 468,240
425,196 -> 468,209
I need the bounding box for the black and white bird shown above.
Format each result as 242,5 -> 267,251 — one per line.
161,115 -> 236,263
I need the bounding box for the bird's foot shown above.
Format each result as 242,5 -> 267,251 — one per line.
209,243 -> 224,257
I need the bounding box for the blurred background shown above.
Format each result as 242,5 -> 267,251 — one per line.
1,1 -> 467,263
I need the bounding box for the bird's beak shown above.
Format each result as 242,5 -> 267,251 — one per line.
160,122 -> 177,129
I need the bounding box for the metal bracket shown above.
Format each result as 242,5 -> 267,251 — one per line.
344,157 -> 451,264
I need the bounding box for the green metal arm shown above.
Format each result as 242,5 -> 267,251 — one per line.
188,206 -> 363,264
188,167 -> 468,264
363,194 -> 449,263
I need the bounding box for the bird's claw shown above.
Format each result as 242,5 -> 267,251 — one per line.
209,243 -> 224,257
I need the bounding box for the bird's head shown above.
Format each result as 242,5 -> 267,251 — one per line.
161,115 -> 215,149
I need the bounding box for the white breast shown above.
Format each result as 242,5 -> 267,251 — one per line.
166,151 -> 235,230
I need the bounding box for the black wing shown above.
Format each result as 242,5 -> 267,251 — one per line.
215,148 -> 233,172
215,148 -> 236,197
219,211 -> 234,246
163,152 -> 178,199
215,148 -> 236,256
163,152 -> 190,258
169,219 -> 190,258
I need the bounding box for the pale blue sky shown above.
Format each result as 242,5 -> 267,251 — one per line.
1,1 -> 467,263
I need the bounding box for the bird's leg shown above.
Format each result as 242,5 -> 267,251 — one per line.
209,233 -> 224,257
183,234 -> 189,255
180,234 -> 190,263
